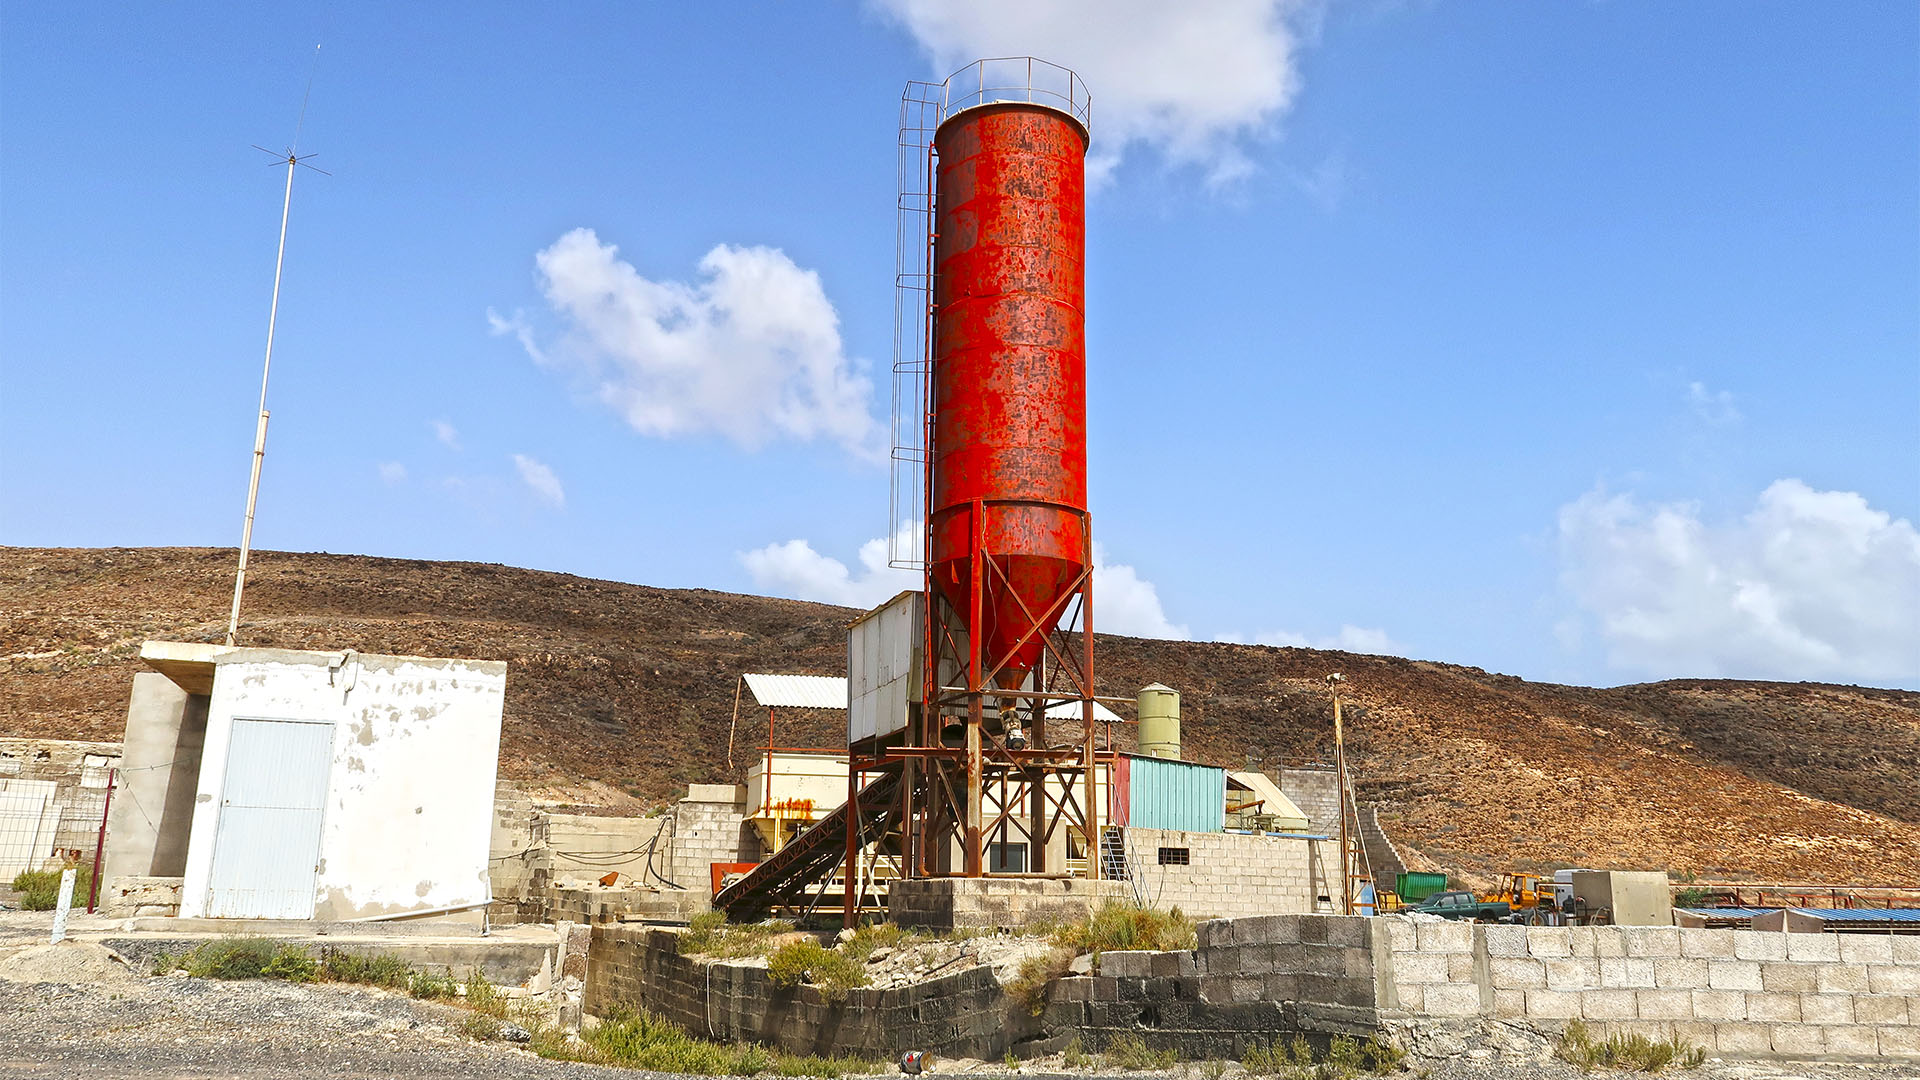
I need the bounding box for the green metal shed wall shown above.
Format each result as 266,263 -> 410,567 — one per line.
1126,754 -> 1224,833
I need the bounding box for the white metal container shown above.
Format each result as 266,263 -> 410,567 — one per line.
848,591 -> 923,745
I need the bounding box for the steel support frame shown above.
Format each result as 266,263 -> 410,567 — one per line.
906,499 -> 1100,882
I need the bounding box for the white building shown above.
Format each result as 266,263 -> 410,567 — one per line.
103,641 -> 506,923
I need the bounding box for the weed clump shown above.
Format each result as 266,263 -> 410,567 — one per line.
1010,902 -> 1197,1014
533,1007 -> 880,1076
320,949 -> 414,990
1008,949 -> 1076,1015
1101,1034 -> 1177,1071
841,921 -> 921,962
1241,1033 -> 1403,1078
1059,903 -> 1197,955
408,968 -> 460,999
680,911 -> 797,959
155,938 -> 318,981
1558,1020 -> 1706,1073
11,869 -> 64,911
766,940 -> 870,1001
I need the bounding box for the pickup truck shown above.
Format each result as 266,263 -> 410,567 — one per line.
1408,890 -> 1513,922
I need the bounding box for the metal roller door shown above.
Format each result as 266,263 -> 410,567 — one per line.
205,718 -> 332,919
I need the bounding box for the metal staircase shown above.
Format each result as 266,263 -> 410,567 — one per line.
712,766 -> 903,921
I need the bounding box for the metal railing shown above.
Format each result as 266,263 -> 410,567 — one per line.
938,56 -> 1091,132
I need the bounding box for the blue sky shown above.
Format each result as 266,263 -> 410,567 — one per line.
3,2 -> 1915,689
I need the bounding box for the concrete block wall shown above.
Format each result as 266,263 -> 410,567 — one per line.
1112,828 -> 1336,919
666,786 -> 755,891
1380,918 -> 1919,1060
584,912 -> 1386,1061
543,813 -> 672,885
1043,914 -> 1387,1060
889,877 -> 1125,931
581,908 -> 1916,1063
488,781 -> 538,903
546,884 -> 707,925
486,792 -> 721,925
586,925 -> 1029,1059
1273,769 -> 1339,834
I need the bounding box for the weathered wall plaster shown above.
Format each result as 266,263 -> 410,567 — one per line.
175,648 -> 506,920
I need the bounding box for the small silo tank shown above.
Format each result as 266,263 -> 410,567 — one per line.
1136,683 -> 1181,760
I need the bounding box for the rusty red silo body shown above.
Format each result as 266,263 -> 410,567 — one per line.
929,103 -> 1089,684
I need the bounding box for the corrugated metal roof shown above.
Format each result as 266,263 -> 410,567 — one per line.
742,674 -> 848,709
1126,754 -> 1226,833
1043,699 -> 1126,726
1677,907 -> 1776,919
1790,907 -> 1920,923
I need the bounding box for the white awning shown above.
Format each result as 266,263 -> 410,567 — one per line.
742,673 -> 848,709
1042,698 -> 1126,726
1227,771 -> 1311,828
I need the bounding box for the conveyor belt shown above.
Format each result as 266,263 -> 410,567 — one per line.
712,765 -> 903,921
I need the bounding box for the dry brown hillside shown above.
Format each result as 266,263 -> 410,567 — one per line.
4,546 -> 1916,886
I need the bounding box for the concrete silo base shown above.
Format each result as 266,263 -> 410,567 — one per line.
886,877 -> 1126,932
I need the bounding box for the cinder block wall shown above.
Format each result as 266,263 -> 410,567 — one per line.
667,786 -> 755,890
584,914 -> 1387,1061
488,786 -> 743,925
1380,919 -> 1919,1060
587,925 -> 1030,1059
1045,914 -> 1387,1059
1112,828 -> 1336,919
888,877 -> 1125,931
582,910 -> 1919,1063
1273,768 -> 1339,833
488,781 -> 538,906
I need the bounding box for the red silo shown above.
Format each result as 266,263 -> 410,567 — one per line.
928,101 -> 1089,688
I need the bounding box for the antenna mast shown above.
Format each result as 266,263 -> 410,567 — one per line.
226,45 -> 324,646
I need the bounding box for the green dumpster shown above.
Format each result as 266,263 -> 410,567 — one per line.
1397,872 -> 1448,903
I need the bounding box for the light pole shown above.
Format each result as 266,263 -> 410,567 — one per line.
1326,672 -> 1350,915
225,151 -> 298,646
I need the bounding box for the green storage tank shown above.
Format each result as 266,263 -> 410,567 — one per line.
1136,683 -> 1180,760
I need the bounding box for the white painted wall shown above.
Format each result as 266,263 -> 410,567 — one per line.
179,650 -> 506,920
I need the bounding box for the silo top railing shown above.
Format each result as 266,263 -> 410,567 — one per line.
939,57 -> 1091,135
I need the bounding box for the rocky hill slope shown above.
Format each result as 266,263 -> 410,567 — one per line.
4,546 -> 1916,884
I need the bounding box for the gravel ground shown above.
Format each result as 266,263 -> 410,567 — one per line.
3,973 -> 1916,1080
0,975 -> 670,1079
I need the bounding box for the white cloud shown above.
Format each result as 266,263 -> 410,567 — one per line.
430,419 -> 460,449
511,453 -> 565,508
1091,544 -> 1188,639
873,0 -> 1315,184
1557,479 -> 1920,684
497,228 -> 878,456
376,462 -> 407,485
740,531 -> 1187,639
740,526 -> 921,609
1231,624 -> 1400,655
1686,381 -> 1741,425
